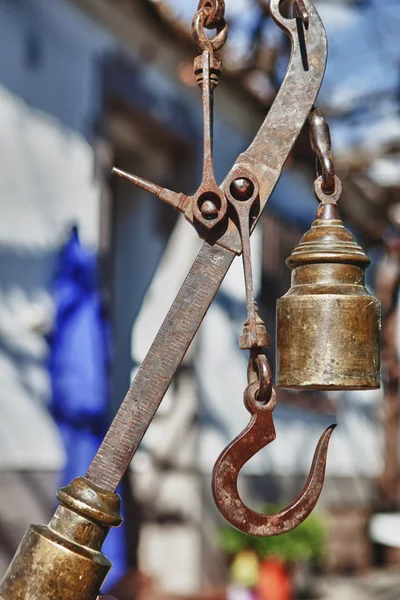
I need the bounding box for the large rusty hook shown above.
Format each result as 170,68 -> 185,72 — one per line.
212,380 -> 335,537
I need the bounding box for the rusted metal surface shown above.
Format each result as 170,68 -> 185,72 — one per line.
192,6 -> 228,53
114,0 -> 328,255
212,343 -> 335,537
191,44 -> 227,230
1,0 -> 346,596
215,0 -> 327,254
212,377 -> 335,536
87,243 -> 234,491
314,174 -> 343,208
226,172 -> 269,348
90,0 -> 329,496
197,0 -> 225,29
293,0 -> 309,27
309,106 -> 335,195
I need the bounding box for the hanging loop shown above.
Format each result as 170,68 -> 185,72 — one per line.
212,374 -> 336,536
192,3 -> 228,52
244,381 -> 277,414
314,175 -> 343,205
248,351 -> 272,404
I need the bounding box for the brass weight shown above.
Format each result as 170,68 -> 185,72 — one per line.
0,478 -> 122,600
277,203 -> 381,390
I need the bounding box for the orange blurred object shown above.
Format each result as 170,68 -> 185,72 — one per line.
256,560 -> 293,600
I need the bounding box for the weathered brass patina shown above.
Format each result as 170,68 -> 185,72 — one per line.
277,203 -> 381,390
0,0 -> 379,596
0,478 -> 122,600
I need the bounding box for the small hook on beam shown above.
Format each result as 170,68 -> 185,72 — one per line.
293,0 -> 309,28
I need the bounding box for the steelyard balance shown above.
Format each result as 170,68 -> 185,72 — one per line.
0,0 -> 381,598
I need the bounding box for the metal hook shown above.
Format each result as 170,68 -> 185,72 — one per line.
212,381 -> 336,537
309,107 -> 336,195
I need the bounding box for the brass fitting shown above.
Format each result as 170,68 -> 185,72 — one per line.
277,205 -> 381,390
0,478 -> 122,600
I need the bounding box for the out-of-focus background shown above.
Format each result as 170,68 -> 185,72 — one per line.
0,0 -> 399,598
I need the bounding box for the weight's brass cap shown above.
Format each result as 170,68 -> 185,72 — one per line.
57,477 -> 122,528
287,214 -> 371,270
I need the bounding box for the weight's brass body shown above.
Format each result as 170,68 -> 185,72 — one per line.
277,206 -> 381,390
0,478 -> 121,600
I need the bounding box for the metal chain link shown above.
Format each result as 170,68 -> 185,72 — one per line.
192,0 -> 228,52
197,0 -> 225,29
248,350 -> 273,405
309,106 -> 336,196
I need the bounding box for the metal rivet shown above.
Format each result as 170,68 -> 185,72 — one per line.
230,178 -> 254,201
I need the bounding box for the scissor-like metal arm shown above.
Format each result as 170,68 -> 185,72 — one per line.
88,0 -> 328,492
218,0 -> 327,254
0,3 -> 330,599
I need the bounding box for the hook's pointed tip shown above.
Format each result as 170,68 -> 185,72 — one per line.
320,423 -> 337,444
313,424 -> 336,464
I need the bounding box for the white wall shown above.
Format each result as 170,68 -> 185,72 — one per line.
0,85 -> 104,469
0,0 -> 114,469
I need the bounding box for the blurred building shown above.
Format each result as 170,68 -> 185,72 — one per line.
0,0 -> 393,596
0,0 -> 263,589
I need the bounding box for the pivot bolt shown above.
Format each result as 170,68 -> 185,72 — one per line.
201,199 -> 219,220
230,178 -> 255,201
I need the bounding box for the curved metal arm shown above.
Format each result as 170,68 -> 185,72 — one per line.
111,1 -> 327,255
212,382 -> 336,537
218,0 -> 328,254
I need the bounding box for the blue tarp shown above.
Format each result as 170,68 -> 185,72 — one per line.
49,226 -> 126,590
